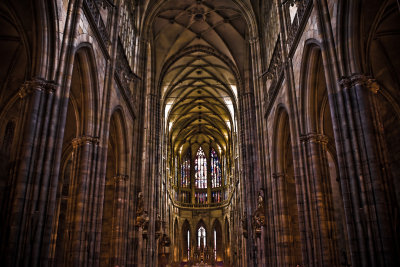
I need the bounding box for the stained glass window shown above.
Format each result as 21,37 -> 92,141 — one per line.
211,148 -> 221,188
181,191 -> 191,203
197,226 -> 206,248
195,192 -> 207,204
181,152 -> 190,187
212,191 -> 221,203
195,147 -> 207,188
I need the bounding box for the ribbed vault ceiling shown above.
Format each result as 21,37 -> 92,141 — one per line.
153,0 -> 248,156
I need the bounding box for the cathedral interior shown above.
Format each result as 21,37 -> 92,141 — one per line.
0,0 -> 399,266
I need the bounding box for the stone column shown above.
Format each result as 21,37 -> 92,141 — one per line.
336,75 -> 398,266
301,133 -> 340,266
207,150 -> 212,204
111,174 -> 129,267
272,172 -> 288,266
142,91 -> 161,266
238,87 -> 258,267
1,78 -> 57,267
65,135 -> 99,267
191,153 -> 195,204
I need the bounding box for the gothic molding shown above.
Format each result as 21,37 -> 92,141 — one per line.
286,0 -> 313,56
263,37 -> 285,117
339,74 -> 380,94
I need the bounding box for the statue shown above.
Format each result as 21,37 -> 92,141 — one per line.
135,192 -> 148,229
136,210 -> 149,228
257,191 -> 264,210
136,192 -> 144,215
252,190 -> 266,236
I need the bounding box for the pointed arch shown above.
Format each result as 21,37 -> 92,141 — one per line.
51,44 -> 100,265
100,107 -> 129,266
272,106 -> 302,266
300,40 -> 352,265
299,39 -> 324,133
272,105 -> 290,174
196,219 -> 207,249
71,44 -> 100,136
108,107 -> 129,175
182,220 -> 191,261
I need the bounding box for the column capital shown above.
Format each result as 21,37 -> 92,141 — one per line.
339,74 -> 379,94
18,78 -> 57,98
72,135 -> 100,148
300,132 -> 329,145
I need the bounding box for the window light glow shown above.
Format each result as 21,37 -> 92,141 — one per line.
165,103 -> 172,123
195,147 -> 207,189
289,4 -> 298,23
230,84 -> 237,99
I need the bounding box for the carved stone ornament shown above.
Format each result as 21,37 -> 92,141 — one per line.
155,213 -> 162,239
340,74 -> 380,94
135,192 -> 149,233
18,78 -> 57,98
252,191 -> 266,237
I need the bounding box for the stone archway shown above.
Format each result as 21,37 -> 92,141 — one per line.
272,107 -> 302,267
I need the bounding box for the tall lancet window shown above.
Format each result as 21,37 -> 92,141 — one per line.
211,148 -> 221,188
187,230 -> 190,260
181,152 -> 190,187
213,229 -> 217,260
195,147 -> 207,188
197,226 -> 206,248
